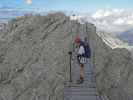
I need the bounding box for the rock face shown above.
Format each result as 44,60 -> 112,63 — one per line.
0,12 -> 133,100
0,13 -> 73,100
87,27 -> 133,100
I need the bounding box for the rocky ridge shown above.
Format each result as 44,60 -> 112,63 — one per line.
0,12 -> 133,100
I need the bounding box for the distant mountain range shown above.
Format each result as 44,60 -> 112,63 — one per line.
0,7 -> 27,22
117,30 -> 133,46
0,6 -> 48,22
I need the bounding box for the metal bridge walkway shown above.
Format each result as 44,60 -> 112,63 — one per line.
64,56 -> 102,100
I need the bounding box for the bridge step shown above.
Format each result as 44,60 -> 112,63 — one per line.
65,83 -> 96,88
64,56 -> 102,100
64,91 -> 98,96
64,95 -> 101,100
65,87 -> 97,92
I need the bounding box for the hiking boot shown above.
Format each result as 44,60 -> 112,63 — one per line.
76,79 -> 84,84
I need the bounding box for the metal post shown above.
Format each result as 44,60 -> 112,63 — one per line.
68,51 -> 72,82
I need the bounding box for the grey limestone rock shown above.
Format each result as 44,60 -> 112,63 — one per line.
0,12 -> 133,100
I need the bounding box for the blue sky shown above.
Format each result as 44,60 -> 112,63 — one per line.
0,0 -> 133,12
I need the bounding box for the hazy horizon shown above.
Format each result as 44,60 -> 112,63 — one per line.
0,0 -> 133,33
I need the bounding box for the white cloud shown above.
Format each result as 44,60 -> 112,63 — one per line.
113,9 -> 124,13
92,10 -> 103,19
89,9 -> 133,32
126,16 -> 133,25
131,14 -> 133,18
92,9 -> 126,19
104,10 -> 112,17
72,9 -> 133,33
25,0 -> 32,5
127,20 -> 133,25
113,18 -> 125,25
92,9 -> 114,19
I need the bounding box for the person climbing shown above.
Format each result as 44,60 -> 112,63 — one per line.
74,36 -> 91,84
74,36 -> 86,84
